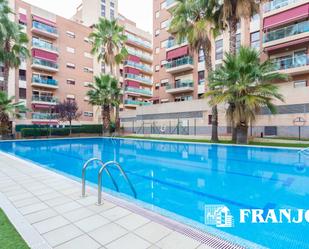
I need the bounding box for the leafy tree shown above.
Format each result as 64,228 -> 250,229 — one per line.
87,74 -> 120,135
0,91 -> 27,136
90,18 -> 128,133
0,0 -> 29,93
55,100 -> 82,135
169,0 -> 220,142
207,47 -> 287,144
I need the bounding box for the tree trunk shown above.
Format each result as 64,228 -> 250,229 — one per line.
110,63 -> 121,135
236,123 -> 248,144
2,64 -> 9,93
203,43 -> 219,142
102,104 -> 111,136
228,14 -> 238,55
69,120 -> 72,135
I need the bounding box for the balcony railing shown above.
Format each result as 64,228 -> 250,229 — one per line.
32,38 -> 58,52
273,54 -> 309,70
32,113 -> 58,120
167,38 -> 187,49
125,100 -> 151,106
166,80 -> 194,90
32,58 -> 58,69
125,61 -> 152,73
127,48 -> 152,61
32,21 -> 58,35
125,73 -> 152,85
126,33 -> 152,49
125,87 -> 152,96
166,0 -> 177,8
32,75 -> 58,86
264,20 -> 309,43
165,56 -> 193,69
264,0 -> 302,12
32,95 -> 57,103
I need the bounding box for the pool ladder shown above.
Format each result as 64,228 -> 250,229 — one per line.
81,158 -> 137,205
298,147 -> 309,155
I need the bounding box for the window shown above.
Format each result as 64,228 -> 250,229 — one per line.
198,71 -> 205,85
155,65 -> 160,72
160,1 -> 167,9
110,1 -> 115,8
67,79 -> 75,85
215,39 -> 223,60
198,49 -> 204,62
101,63 -> 106,73
251,13 -> 260,22
161,19 -> 170,29
83,67 -> 93,73
84,52 -> 92,59
66,47 -> 75,53
155,47 -> 160,54
265,126 -> 277,136
66,94 -> 75,101
66,31 -> 75,38
84,37 -> 91,43
161,40 -> 168,48
66,63 -> 75,69
294,80 -> 307,88
160,79 -> 169,86
110,9 -> 115,20
155,29 -> 160,37
19,88 -> 26,99
19,69 -> 26,81
160,60 -> 167,66
175,95 -> 193,102
250,32 -> 260,51
236,33 -> 241,52
155,83 -> 160,90
101,3 -> 106,17
84,112 -> 93,117
155,11 -> 160,19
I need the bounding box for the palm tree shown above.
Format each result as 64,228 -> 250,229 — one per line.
0,0 -> 29,93
207,47 -> 287,144
169,0 -> 220,142
87,74 -> 121,135
89,18 -> 128,133
217,0 -> 258,141
0,91 -> 27,136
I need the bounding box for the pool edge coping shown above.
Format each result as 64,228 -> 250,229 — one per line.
0,151 -> 267,249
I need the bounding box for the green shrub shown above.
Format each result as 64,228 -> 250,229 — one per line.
21,128 -> 49,138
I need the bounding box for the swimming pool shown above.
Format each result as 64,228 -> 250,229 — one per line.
0,138 -> 308,248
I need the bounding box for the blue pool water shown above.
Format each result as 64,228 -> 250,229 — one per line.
0,138 -> 308,248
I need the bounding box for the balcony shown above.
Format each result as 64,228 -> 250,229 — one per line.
124,61 -> 152,74
165,56 -> 194,74
166,80 -> 194,94
166,0 -> 178,11
32,95 -> 58,105
125,73 -> 152,86
166,39 -> 188,52
32,39 -> 58,54
273,54 -> 309,75
31,76 -> 58,89
32,113 -> 58,120
263,0 -> 305,16
124,100 -> 151,107
126,33 -> 152,52
263,21 -> 309,49
125,87 -> 152,97
127,48 -> 152,63
31,21 -> 58,39
31,58 -> 59,72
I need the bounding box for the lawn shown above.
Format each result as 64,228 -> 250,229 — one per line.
0,209 -> 29,249
122,135 -> 309,148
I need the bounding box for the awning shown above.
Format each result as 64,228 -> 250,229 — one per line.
32,15 -> 56,27
166,45 -> 189,60
19,13 -> 27,24
128,55 -> 140,62
263,3 -> 309,30
265,37 -> 309,52
32,49 -> 58,62
125,67 -> 140,74
32,104 -> 55,109
126,80 -> 140,88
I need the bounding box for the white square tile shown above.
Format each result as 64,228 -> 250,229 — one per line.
105,233 -> 150,249
100,206 -> 131,221
76,196 -> 97,206
54,234 -> 101,249
62,207 -> 94,222
134,222 -> 172,243
89,223 -> 127,245
54,201 -> 82,213
156,232 -> 200,249
19,202 -> 49,215
25,208 -> 58,224
75,214 -> 110,233
115,213 -> 150,230
44,196 -> 72,207
43,224 -> 83,247
33,215 -> 69,234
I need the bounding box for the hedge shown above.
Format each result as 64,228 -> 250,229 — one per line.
21,124 -> 105,138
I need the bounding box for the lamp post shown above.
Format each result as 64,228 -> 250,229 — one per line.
293,117 -> 306,140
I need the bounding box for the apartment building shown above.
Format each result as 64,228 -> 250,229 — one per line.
4,0 -> 98,125
151,0 -> 309,137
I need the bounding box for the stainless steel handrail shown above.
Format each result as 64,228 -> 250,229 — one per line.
298,148 -> 309,154
81,158 -> 119,197
97,161 -> 137,205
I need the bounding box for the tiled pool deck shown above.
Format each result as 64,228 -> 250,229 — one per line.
0,152 -> 241,249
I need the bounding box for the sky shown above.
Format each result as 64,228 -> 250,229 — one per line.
23,0 -> 153,33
